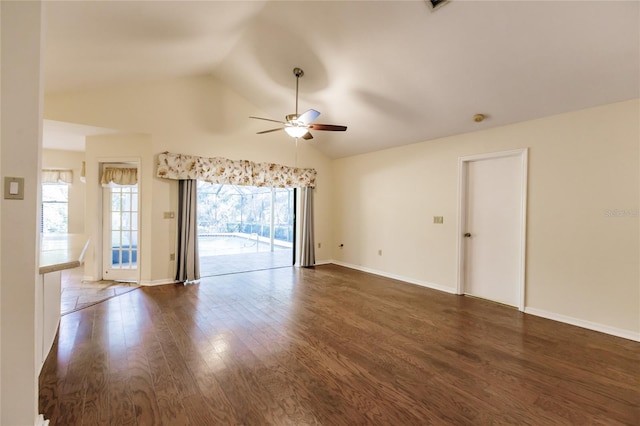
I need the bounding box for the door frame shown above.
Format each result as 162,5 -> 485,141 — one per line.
456,148 -> 528,311
97,158 -> 141,283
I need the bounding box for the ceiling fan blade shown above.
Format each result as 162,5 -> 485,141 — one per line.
297,109 -> 320,124
249,116 -> 286,125
257,128 -> 284,134
302,132 -> 313,140
309,124 -> 347,132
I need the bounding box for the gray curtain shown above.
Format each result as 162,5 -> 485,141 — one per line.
300,187 -> 315,267
176,179 -> 200,282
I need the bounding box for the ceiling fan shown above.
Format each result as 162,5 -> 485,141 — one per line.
249,67 -> 347,140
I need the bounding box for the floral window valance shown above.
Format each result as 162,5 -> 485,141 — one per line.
42,169 -> 73,184
156,152 -> 317,188
101,167 -> 138,187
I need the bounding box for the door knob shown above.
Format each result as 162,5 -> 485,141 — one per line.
464,233 -> 472,238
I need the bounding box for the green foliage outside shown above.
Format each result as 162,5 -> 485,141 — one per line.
197,182 -> 294,242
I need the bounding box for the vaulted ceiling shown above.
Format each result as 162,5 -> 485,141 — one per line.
44,1 -> 639,158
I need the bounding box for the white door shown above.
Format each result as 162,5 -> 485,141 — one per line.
460,150 -> 527,308
103,184 -> 139,282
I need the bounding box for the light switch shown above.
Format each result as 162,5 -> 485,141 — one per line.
433,216 -> 444,224
4,177 -> 24,200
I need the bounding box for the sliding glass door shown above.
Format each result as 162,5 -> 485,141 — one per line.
197,182 -> 294,276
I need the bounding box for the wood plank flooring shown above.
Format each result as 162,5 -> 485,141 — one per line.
39,264 -> 640,425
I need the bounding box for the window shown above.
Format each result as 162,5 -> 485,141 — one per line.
108,185 -> 138,269
42,184 -> 69,234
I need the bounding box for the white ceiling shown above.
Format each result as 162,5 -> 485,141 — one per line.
44,0 -> 639,158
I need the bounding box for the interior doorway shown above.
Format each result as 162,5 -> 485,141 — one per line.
197,182 -> 295,276
457,149 -> 528,310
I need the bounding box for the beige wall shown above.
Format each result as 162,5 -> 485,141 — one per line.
1,1 -> 44,423
45,76 -> 334,283
41,149 -> 85,234
333,99 -> 640,338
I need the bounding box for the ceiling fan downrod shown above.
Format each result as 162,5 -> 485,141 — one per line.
293,67 -> 304,118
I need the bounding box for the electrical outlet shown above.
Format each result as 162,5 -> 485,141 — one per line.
378,249 -> 382,256
163,212 -> 175,219
170,253 -> 175,261
433,216 -> 444,224
317,242 -> 321,249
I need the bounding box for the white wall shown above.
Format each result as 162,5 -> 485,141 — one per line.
41,149 -> 85,234
45,76 -> 334,283
0,1 -> 45,424
332,99 -> 640,339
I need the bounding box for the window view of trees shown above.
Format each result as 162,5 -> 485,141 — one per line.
197,182 -> 294,243
41,183 -> 69,234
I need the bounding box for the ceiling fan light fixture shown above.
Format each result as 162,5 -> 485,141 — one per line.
284,126 -> 309,138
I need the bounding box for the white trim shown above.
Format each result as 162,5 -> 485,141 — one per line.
525,307 -> 640,342
314,259 -> 333,266
330,261 -> 457,294
139,278 -> 178,286
455,157 -> 467,295
456,148 -> 528,311
35,414 -> 50,426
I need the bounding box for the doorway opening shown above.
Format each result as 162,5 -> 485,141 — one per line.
197,182 -> 295,276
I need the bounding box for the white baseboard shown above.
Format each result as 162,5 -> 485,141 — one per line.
328,260 -> 458,294
525,307 -> 640,342
35,414 -> 49,426
314,259 -> 333,266
139,278 -> 178,286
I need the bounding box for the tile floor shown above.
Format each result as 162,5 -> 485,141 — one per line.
60,266 -> 140,315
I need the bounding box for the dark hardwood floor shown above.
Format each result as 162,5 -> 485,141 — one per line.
39,264 -> 640,425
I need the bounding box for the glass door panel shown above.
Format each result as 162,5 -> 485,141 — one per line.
103,185 -> 139,281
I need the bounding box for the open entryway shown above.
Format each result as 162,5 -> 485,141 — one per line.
197,182 -> 295,276
457,149 -> 528,310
